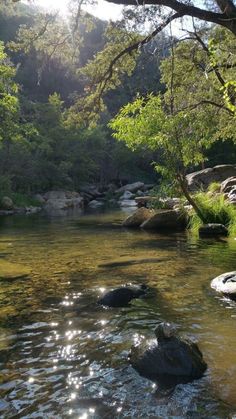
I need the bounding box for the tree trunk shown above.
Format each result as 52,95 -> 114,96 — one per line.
177,174 -> 207,223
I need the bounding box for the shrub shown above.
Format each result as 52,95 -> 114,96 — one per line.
207,182 -> 221,193
189,192 -> 236,235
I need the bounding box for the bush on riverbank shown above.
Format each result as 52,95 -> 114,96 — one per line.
0,192 -> 41,210
189,192 -> 236,235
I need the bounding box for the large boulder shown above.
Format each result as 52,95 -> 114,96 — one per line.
44,191 -> 66,200
187,165 -> 236,192
43,190 -> 84,213
79,184 -> 102,198
129,322 -> 207,387
119,190 -> 135,200
88,199 -> 104,208
199,223 -> 228,237
141,209 -> 187,230
211,272 -> 236,299
122,207 -> 155,227
0,196 -> 13,210
220,177 -> 236,194
116,182 -> 145,194
228,186 -> 236,204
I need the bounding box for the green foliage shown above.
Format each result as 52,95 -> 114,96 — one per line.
207,182 -> 221,193
189,192 -> 236,235
0,175 -> 12,199
160,27 -> 236,143
0,41 -> 19,141
110,93 -> 214,181
1,1 -> 235,203
11,193 -> 41,207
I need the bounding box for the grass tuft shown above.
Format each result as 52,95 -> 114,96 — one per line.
189,192 -> 236,236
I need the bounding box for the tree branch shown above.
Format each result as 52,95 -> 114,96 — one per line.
97,11 -> 183,98
106,0 -> 236,35
178,99 -> 235,115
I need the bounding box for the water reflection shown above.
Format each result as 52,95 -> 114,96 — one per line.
0,211 -> 235,417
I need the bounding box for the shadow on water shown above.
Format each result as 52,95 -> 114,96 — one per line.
0,210 -> 236,417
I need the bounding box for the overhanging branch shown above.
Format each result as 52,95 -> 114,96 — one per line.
97,11 -> 183,97
106,0 -> 236,35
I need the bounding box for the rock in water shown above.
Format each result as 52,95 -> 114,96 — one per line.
141,209 -> 187,231
0,261 -> 31,281
199,223 -> 228,237
122,208 -> 154,228
98,285 -> 147,307
211,271 -> 236,299
129,323 -> 207,387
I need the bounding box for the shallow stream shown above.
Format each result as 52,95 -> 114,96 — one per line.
0,209 -> 236,418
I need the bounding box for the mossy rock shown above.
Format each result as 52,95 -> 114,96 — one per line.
0,261 -> 31,281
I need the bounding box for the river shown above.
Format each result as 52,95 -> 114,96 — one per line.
0,209 -> 236,418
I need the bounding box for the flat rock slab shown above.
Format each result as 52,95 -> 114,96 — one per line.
199,223 -> 228,237
0,261 -> 31,281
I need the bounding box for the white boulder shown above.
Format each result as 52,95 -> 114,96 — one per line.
211,272 -> 236,297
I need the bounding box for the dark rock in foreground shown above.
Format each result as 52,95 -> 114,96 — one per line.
211,271 -> 236,300
199,223 -> 228,237
98,285 -> 147,307
130,323 -> 207,387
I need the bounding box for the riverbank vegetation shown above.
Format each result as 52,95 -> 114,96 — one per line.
189,191 -> 236,235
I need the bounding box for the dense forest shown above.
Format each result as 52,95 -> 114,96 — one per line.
0,0 -> 235,204
0,1 -> 165,202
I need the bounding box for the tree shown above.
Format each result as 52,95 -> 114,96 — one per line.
109,26 -> 236,221
0,41 -> 36,195
160,26 -> 236,137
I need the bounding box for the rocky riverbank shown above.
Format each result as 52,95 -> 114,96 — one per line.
1,164 -> 236,218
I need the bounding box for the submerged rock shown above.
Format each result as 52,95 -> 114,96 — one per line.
130,323 -> 207,387
0,261 -> 31,281
122,208 -> 154,228
211,272 -> 236,299
98,284 -> 147,307
199,223 -> 228,237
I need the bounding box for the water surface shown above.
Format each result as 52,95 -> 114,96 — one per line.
0,210 -> 236,418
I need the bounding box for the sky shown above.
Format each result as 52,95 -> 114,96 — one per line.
31,0 -> 123,21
